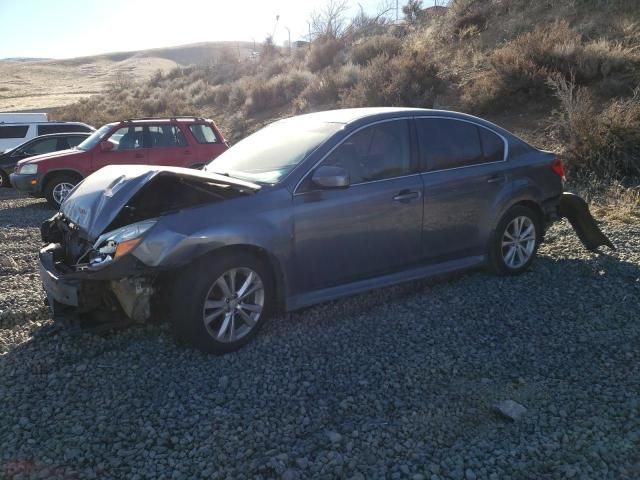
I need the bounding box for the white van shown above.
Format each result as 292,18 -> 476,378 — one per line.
0,112 -> 49,123
0,120 -> 94,152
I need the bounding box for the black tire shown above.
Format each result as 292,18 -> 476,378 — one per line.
0,169 -> 9,188
488,205 -> 542,275
170,250 -> 275,354
44,173 -> 79,209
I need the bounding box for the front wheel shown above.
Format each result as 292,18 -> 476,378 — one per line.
44,174 -> 79,209
488,205 -> 541,275
170,251 -> 275,354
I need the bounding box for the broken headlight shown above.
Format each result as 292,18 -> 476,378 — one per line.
93,219 -> 157,261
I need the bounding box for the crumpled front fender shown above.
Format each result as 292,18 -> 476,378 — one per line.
559,192 -> 615,251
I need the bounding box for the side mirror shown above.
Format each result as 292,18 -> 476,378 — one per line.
11,149 -> 26,158
311,165 -> 350,189
99,141 -> 114,152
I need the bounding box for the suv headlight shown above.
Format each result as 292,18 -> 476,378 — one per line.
93,219 -> 157,258
20,164 -> 38,174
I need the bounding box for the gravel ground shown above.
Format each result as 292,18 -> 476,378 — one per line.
1,187 -> 639,480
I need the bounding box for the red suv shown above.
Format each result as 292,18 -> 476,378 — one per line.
10,117 -> 228,207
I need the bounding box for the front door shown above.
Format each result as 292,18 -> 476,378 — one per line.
91,125 -> 149,173
293,119 -> 424,293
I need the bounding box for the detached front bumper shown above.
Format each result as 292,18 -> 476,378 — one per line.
38,243 -> 156,319
10,172 -> 40,194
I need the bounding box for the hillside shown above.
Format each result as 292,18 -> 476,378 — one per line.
0,42 -> 253,112
54,0 -> 639,181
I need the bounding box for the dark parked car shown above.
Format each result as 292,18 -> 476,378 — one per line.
38,108 -> 612,353
0,132 -> 91,187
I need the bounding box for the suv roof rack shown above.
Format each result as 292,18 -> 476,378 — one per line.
123,116 -> 206,122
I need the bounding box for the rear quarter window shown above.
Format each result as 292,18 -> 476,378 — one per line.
0,125 -> 29,139
189,124 -> 218,144
480,128 -> 506,162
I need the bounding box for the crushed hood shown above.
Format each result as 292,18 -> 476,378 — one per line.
61,164 -> 261,240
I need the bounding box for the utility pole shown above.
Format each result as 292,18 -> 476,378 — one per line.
396,0 -> 399,21
285,26 -> 291,55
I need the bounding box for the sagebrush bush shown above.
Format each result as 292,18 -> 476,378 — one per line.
294,64 -> 360,112
307,37 -> 343,72
341,50 -> 442,108
349,35 -> 402,65
245,70 -> 312,114
548,75 -> 640,177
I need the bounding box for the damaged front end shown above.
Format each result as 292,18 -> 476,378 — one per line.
38,165 -> 259,325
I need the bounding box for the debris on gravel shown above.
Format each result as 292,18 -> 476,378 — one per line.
1,188 -> 639,480
495,400 -> 527,421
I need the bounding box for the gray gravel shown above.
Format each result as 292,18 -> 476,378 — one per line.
1,187 -> 639,480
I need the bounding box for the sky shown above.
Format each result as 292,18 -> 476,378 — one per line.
0,0 -> 438,59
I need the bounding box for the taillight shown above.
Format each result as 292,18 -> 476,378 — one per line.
551,159 -> 566,180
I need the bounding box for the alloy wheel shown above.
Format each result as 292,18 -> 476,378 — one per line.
501,216 -> 536,269
52,182 -> 75,206
202,267 -> 265,343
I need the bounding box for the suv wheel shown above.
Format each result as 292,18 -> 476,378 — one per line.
0,170 -> 8,188
44,174 -> 79,208
488,205 -> 542,275
170,251 -> 275,354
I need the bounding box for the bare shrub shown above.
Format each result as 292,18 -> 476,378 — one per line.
548,75 -> 640,177
294,64 -> 360,112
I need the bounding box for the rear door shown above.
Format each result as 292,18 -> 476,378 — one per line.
293,119 -> 424,292
91,125 -> 149,173
416,117 -> 511,261
146,124 -> 192,167
0,125 -> 30,151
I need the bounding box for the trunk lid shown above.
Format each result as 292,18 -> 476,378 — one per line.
61,164 -> 260,240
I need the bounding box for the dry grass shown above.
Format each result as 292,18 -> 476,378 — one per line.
571,175 -> 640,224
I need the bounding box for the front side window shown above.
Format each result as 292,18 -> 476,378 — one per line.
189,124 -> 218,144
109,126 -> 145,150
23,137 -> 58,155
321,120 -> 412,184
76,124 -> 113,151
148,125 -> 188,148
66,136 -> 85,148
417,118 -> 484,171
0,125 -> 29,139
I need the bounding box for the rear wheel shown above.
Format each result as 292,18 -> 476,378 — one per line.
170,251 -> 275,354
44,174 -> 79,208
488,205 -> 541,275
0,170 -> 9,188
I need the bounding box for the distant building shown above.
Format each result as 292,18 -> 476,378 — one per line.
292,40 -> 310,49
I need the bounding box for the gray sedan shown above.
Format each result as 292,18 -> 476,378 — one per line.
39,108 -> 612,353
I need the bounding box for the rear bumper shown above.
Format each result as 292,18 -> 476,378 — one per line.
10,172 -> 40,194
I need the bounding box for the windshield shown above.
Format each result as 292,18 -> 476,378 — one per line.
76,124 -> 113,151
205,119 -> 343,183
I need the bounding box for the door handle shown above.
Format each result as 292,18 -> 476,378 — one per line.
134,152 -> 145,159
184,150 -> 192,155
393,190 -> 421,202
487,174 -> 505,184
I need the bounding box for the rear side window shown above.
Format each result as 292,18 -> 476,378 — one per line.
417,118 -> 483,171
37,124 -> 92,135
148,125 -> 188,148
0,125 -> 29,139
479,128 -> 505,162
189,124 -> 218,144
